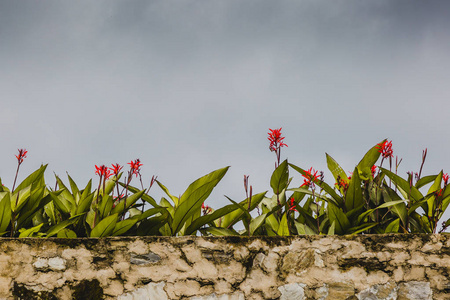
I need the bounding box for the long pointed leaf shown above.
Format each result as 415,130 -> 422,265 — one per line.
0,193 -> 11,234
90,213 -> 118,237
171,167 -> 228,235
270,160 -> 289,195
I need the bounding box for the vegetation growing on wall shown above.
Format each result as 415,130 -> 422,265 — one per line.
1,129 -> 449,237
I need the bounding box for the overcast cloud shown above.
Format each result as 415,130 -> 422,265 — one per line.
1,1 -> 450,225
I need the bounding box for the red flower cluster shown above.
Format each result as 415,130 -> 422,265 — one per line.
95,165 -> 111,179
202,202 -> 212,215
301,167 -> 319,188
371,165 -> 377,178
443,173 -> 449,186
110,163 -> 123,177
15,149 -> 28,164
335,177 -> 349,192
128,159 -> 143,177
289,197 -> 298,212
435,189 -> 443,198
268,128 -> 288,152
376,140 -> 393,159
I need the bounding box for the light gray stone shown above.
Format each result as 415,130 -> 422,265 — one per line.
118,282 -> 168,300
130,252 -> 161,265
357,281 -> 397,300
48,257 -> 66,271
278,283 -> 306,300
33,258 -> 49,271
398,281 -> 432,300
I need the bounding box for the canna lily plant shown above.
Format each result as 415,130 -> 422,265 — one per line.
0,130 -> 449,238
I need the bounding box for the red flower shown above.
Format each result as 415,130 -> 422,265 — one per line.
289,197 -> 298,212
128,159 -> 143,177
371,165 -> 377,178
435,189 -> 443,198
443,173 -> 449,186
15,149 -> 28,164
301,167 -> 319,188
95,165 -> 111,179
268,128 -> 288,152
110,163 -> 123,176
202,202 -> 212,215
376,140 -> 393,159
335,177 -> 349,192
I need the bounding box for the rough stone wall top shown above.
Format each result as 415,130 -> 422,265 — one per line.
0,234 -> 449,299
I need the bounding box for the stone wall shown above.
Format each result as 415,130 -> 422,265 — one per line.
0,234 -> 449,299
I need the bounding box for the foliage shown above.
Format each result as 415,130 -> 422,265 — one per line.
1,133 -> 449,238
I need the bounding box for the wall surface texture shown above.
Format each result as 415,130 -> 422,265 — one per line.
0,235 -> 449,300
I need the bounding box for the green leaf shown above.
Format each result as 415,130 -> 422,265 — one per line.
327,203 -> 351,235
55,175 -> 76,205
98,195 -> 113,219
326,153 -> 348,186
57,228 -> 77,238
90,213 -> 118,237
46,214 -> 84,237
171,167 -> 229,235
277,213 -> 290,236
264,213 -> 279,234
270,160 -> 289,195
345,167 -> 363,212
112,218 -> 139,236
249,213 -> 267,235
356,140 -> 384,180
289,163 -> 344,207
377,199 -> 408,209
380,168 -> 423,202
426,171 -> 443,217
416,175 -> 437,189
10,185 -> 31,213
0,193 -> 11,233
19,223 -> 44,237
156,180 -> 180,207
349,223 -> 378,234
111,190 -> 145,215
201,227 -> 239,236
382,186 -> 408,229
185,196 -> 264,235
328,221 -> 335,235
289,187 -> 340,208
220,192 -> 267,229
17,189 -> 54,228
385,218 -> 400,233
15,165 -> 47,192
49,192 -> 72,215
295,222 -> 316,235
76,192 -> 95,215
67,173 -> 80,195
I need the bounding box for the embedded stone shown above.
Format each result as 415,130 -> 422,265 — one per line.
398,281 -> 432,300
48,257 -> 66,271
130,252 -> 161,265
326,282 -> 355,299
33,258 -> 49,271
278,283 -> 306,300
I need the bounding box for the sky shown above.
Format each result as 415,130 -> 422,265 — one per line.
1,1 -> 450,230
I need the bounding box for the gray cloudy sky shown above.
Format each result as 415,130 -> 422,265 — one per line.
2,1 -> 450,224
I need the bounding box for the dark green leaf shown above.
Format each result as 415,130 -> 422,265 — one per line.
0,193 -> 11,233
90,213 -> 118,237
171,167 -> 229,235
270,160 -> 289,195
327,203 -> 351,234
